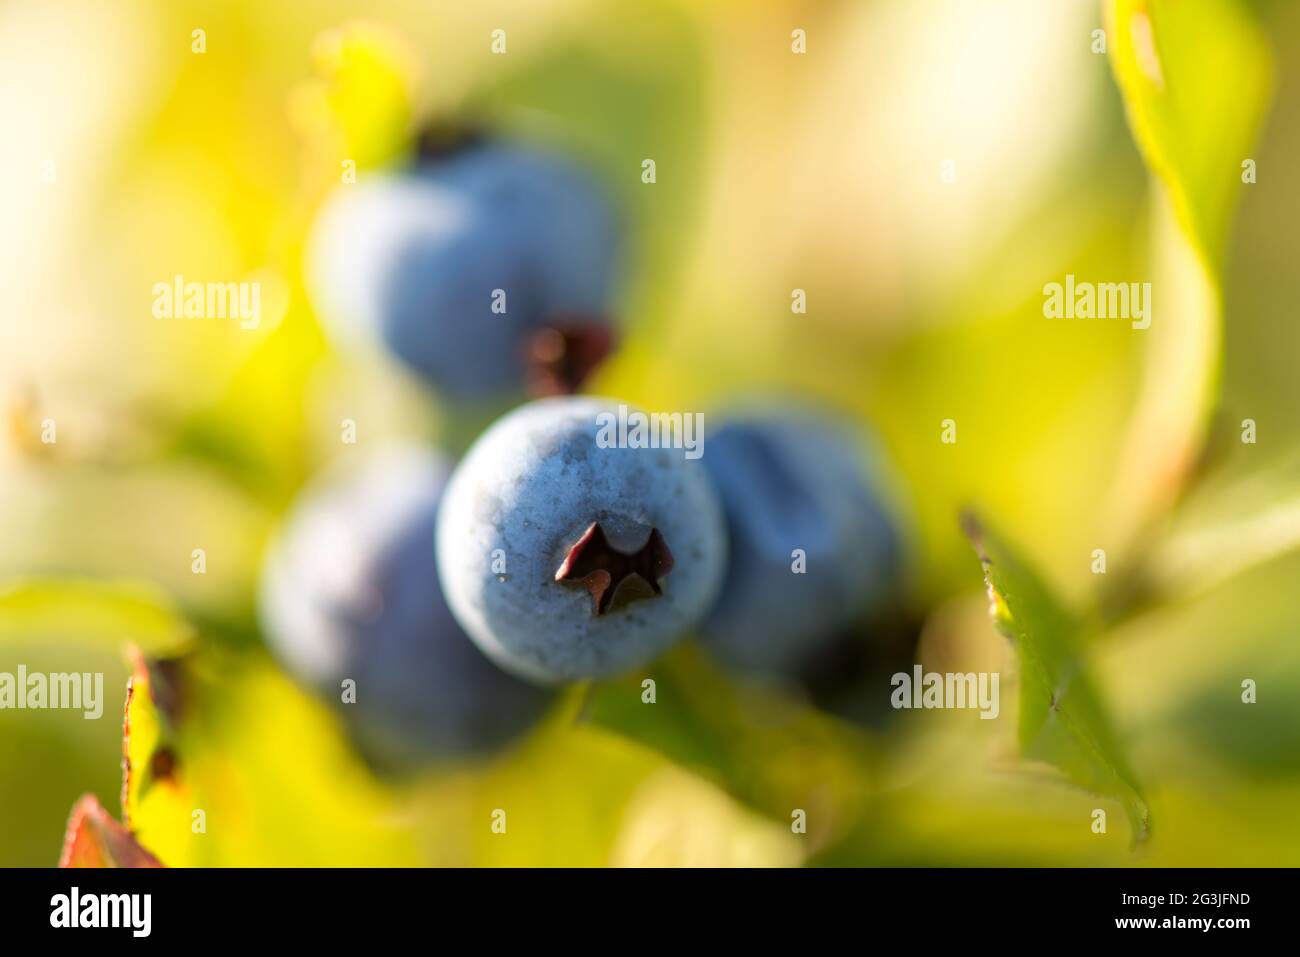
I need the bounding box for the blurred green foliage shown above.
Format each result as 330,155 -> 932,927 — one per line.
3,0 -> 1300,867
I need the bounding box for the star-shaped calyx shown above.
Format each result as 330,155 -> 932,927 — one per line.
554,522 -> 674,616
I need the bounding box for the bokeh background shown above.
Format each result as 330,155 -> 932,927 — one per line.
2,0 -> 1299,866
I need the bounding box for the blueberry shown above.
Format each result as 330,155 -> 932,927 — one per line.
436,397 -> 727,683
698,408 -> 902,677
304,139 -> 620,398
258,444 -> 554,767
416,141 -> 621,317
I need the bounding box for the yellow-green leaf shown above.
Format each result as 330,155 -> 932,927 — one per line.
1105,0 -> 1272,268
288,20 -> 418,171
1101,0 -> 1272,550
124,651 -> 420,866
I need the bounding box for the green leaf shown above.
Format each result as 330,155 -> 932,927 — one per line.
580,644 -> 876,852
962,513 -> 1150,843
1105,0 -> 1272,269
0,578 -> 194,656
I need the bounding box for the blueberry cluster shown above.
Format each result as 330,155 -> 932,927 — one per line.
261,134 -> 903,770
433,396 -> 904,690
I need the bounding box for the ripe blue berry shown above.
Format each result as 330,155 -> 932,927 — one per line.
417,141 -> 621,318
698,408 -> 902,676
305,139 -> 619,398
436,397 -> 727,684
259,445 -> 554,767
